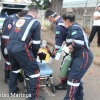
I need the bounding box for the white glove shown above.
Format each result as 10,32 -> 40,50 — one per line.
62,45 -> 69,54
4,47 -> 8,55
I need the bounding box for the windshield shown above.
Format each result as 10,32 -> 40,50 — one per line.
0,8 -> 21,18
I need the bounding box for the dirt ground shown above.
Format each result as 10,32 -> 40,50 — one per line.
41,29 -> 100,66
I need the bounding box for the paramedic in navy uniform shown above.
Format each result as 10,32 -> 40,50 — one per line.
45,9 -> 68,90
1,10 -> 28,84
62,12 -> 93,100
7,6 -> 45,100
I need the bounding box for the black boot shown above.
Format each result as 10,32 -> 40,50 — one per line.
55,83 -> 68,90
9,87 -> 19,96
55,78 -> 68,90
4,70 -> 10,84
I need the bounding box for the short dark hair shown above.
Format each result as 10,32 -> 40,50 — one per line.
45,9 -> 58,18
62,12 -> 75,22
28,6 -> 39,13
18,9 -> 28,17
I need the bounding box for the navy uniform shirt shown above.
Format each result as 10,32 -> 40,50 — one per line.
66,23 -> 90,56
1,14 -> 18,49
9,15 -> 41,57
55,17 -> 68,50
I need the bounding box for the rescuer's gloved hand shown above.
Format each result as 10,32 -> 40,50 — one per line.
61,45 -> 70,57
51,48 -> 58,58
62,45 -> 69,54
4,47 -> 8,55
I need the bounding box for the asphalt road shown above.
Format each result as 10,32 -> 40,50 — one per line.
0,53 -> 100,100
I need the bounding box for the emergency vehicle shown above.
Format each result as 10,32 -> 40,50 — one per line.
0,0 -> 31,34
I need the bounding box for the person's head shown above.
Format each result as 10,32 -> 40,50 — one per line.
27,6 -> 39,18
17,9 -> 28,17
62,12 -> 75,28
96,5 -> 100,12
45,9 -> 59,23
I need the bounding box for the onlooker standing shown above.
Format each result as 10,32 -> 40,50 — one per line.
89,5 -> 100,47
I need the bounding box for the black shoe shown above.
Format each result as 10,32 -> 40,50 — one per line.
9,87 -> 19,96
15,87 -> 19,93
26,96 -> 45,100
4,70 -> 10,84
55,83 -> 67,90
4,78 -> 9,84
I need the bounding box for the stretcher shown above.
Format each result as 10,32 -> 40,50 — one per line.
22,40 -> 55,93
22,62 -> 56,94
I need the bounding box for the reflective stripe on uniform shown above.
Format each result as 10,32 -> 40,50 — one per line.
21,19 -> 36,41
10,15 -> 14,17
66,39 -> 84,45
29,73 -> 40,78
21,17 -> 31,19
6,61 -> 11,65
13,20 -> 15,25
32,40 -> 41,44
73,40 -> 84,45
67,80 -> 80,87
2,35 -> 9,39
66,39 -> 72,43
58,23 -> 65,26
12,69 -> 21,73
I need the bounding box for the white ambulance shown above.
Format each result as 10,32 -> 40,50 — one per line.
0,0 -> 30,34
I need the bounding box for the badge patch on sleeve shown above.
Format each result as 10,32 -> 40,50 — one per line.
8,24 -> 12,30
56,31 -> 60,34
72,31 -> 77,35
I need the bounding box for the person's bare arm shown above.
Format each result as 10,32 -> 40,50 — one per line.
93,15 -> 100,20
